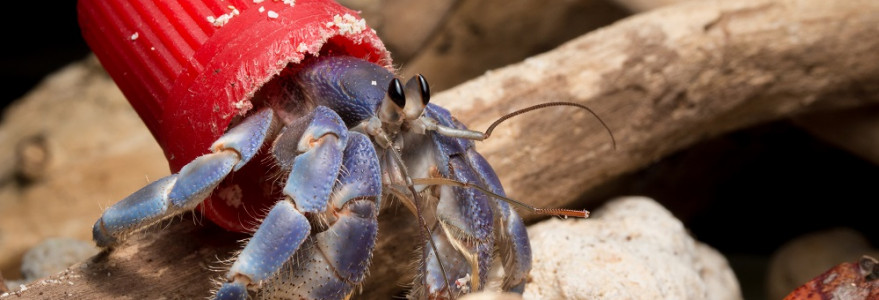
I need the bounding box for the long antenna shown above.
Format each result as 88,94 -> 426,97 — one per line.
483,101 -> 616,150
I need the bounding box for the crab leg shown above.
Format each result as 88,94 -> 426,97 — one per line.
217,107 -> 381,300
215,200 -> 310,300
465,150 -> 532,293
423,225 -> 474,297
417,104 -> 532,296
260,132 -> 381,299
422,155 -> 496,298
92,108 -> 279,247
494,201 -> 531,293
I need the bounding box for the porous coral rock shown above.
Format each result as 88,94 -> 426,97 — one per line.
524,197 -> 741,300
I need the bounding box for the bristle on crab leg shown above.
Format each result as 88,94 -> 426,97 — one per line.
216,201 -> 310,300
92,109 -> 279,247
218,108 -> 382,299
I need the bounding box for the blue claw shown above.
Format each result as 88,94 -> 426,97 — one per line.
262,199 -> 378,300
316,200 -> 377,283
93,109 -> 279,248
168,151 -> 238,209
274,106 -> 348,213
330,132 -> 381,210
93,175 -> 178,247
227,201 -> 309,283
211,108 -> 279,171
215,281 -> 248,300
255,131 -> 381,299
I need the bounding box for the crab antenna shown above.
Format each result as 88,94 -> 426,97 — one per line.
426,101 -> 616,150
484,101 -> 616,150
412,177 -> 590,218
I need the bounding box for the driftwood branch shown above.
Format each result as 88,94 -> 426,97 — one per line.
432,0 -> 879,218
14,0 -> 879,298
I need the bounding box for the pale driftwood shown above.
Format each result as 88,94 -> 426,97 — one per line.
12,0 -> 879,299
432,0 -> 879,218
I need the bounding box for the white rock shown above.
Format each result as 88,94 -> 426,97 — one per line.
524,196 -> 741,300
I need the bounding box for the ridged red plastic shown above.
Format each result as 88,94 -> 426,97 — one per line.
78,0 -> 391,231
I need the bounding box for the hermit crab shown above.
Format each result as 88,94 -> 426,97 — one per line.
78,0 -> 609,299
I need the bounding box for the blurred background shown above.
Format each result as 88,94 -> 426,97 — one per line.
0,2 -> 90,110
0,0 -> 876,299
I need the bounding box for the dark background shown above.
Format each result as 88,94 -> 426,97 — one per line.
1,1 -> 90,111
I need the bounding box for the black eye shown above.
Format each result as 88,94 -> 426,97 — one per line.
416,74 -> 430,105
387,78 -> 406,108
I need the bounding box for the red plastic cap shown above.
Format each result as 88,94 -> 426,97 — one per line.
79,0 -> 389,166
79,0 -> 391,231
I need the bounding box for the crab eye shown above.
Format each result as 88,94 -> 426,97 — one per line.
415,74 -> 430,105
387,78 -> 406,108
405,74 -> 430,105
416,74 -> 430,105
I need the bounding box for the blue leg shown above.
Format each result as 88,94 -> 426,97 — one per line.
425,106 -> 532,295
261,199 -> 378,299
496,204 -> 531,293
216,201 -> 310,300
93,108 -> 279,247
259,132 -> 381,299
217,112 -> 381,300
466,149 -> 531,293
423,155 -> 495,297
305,132 -> 381,297
423,225 -> 475,298
272,106 -> 348,213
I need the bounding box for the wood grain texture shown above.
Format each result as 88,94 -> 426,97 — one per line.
12,0 -> 879,299
431,0 -> 879,219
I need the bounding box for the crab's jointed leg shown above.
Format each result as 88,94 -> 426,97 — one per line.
92,108 -> 279,248
416,105 -> 532,298
435,156 -> 497,290
215,200 -> 310,300
260,131 -> 381,299
216,106 -> 381,300
466,150 -> 531,293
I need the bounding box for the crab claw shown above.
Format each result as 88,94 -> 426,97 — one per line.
92,109 -> 279,248
216,109 -> 381,299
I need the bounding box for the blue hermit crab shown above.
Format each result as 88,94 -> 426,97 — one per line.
79,0 -> 607,298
